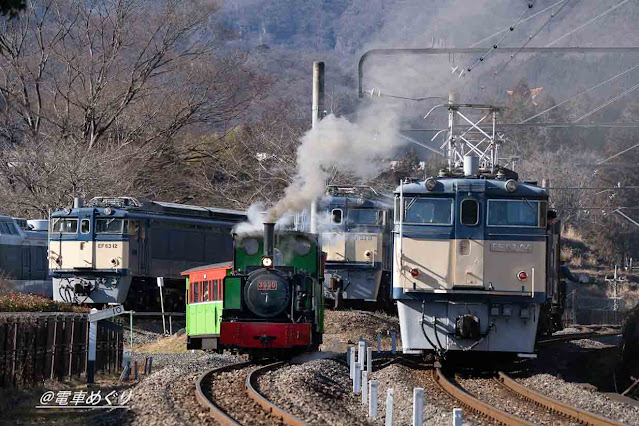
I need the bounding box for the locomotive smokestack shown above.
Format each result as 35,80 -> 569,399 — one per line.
264,223 -> 275,258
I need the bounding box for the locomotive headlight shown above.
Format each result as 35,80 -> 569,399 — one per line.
505,179 -> 518,192
425,177 -> 437,191
261,256 -> 273,268
104,207 -> 113,215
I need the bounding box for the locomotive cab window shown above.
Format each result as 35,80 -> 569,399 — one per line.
51,218 -> 78,233
404,197 -> 453,225
331,209 -> 343,224
487,199 -> 541,227
96,218 -> 127,234
347,209 -> 379,225
81,219 -> 90,234
461,199 -> 479,226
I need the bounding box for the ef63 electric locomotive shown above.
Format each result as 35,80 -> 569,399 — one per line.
219,223 -> 324,359
393,101 -> 564,358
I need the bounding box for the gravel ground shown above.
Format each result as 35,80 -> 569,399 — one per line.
123,319 -> 186,346
125,352 -> 242,426
258,359 -> 374,425
518,374 -> 639,425
205,365 -> 283,426
322,310 -> 401,353
455,375 -> 580,425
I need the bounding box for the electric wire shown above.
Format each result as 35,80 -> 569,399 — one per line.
545,0 -> 633,46
493,0 -> 572,75
467,1 -> 537,74
595,141 -> 639,164
470,0 -> 570,47
520,62 -> 639,123
573,81 -> 639,122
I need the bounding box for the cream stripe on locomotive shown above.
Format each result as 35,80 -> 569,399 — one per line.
394,237 -> 546,295
49,240 -> 129,271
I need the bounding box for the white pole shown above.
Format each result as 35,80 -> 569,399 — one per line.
87,308 -> 98,384
452,408 -> 462,426
362,370 -> 368,405
369,381 -> 379,419
385,388 -> 394,426
353,362 -> 361,395
377,333 -> 382,352
349,347 -> 356,379
413,388 -> 424,426
391,331 -> 397,355
157,277 -> 166,335
367,347 -> 373,374
358,340 -> 366,369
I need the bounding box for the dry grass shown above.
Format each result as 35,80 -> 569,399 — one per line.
563,226 -> 584,242
134,333 -> 187,354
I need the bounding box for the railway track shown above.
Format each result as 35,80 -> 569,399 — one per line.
195,360 -> 307,426
538,330 -> 621,345
433,368 -> 625,425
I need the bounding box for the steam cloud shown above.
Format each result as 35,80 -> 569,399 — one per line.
266,105 -> 402,222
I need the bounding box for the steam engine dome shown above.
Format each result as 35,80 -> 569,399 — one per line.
244,269 -> 291,318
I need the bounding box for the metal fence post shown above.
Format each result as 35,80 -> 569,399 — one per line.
353,362 -> 361,394
452,408 -> 462,426
367,347 -> 373,374
362,370 -> 368,405
385,388 -> 394,426
369,380 -> 379,419
391,331 -> 397,355
376,333 -> 382,352
413,387 -> 424,426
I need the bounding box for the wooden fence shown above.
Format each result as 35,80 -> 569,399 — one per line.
0,313 -> 123,388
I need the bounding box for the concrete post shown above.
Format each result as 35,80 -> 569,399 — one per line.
452,408 -> 462,426
367,347 -> 373,374
385,388 -> 394,426
413,388 -> 424,426
369,380 -> 379,419
362,370 -> 368,405
353,362 -> 361,395
391,331 -> 397,355
377,333 -> 382,352
358,340 -> 366,369
349,347 -> 356,379
87,308 -> 98,385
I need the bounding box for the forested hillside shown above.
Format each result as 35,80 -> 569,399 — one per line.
1,0 -> 639,264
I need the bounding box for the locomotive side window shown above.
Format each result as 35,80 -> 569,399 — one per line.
331,209 -> 343,224
404,198 -> 453,225
51,218 -> 78,233
347,209 -> 379,225
487,200 -> 540,227
96,218 -> 127,234
81,219 -> 90,234
192,282 -> 199,303
461,199 -> 479,226
213,279 -> 219,300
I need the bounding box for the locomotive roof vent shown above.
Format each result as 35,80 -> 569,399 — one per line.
463,155 -> 479,177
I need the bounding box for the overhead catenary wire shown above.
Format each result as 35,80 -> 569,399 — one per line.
520,61 -> 639,123
470,0 -> 570,47
545,0 -> 633,47
493,0 -> 572,75
572,81 -> 639,123
595,141 -> 639,164
466,1 -> 538,74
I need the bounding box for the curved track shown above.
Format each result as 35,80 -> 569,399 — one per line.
195,361 -> 307,426
433,368 -> 625,425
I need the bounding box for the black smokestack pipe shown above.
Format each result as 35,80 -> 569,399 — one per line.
264,223 -> 275,258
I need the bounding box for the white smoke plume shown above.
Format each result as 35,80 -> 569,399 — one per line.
233,202 -> 295,234
266,104 -> 403,222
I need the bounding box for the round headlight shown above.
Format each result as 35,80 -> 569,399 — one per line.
261,256 -> 273,268
104,207 -> 113,215
425,178 -> 437,191
505,179 -> 518,193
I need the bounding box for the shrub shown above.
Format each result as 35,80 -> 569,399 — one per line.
0,293 -> 89,313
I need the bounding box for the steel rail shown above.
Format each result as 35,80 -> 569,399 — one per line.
538,330 -> 621,345
496,372 -> 625,426
195,361 -> 252,426
246,361 -> 308,426
432,368 -> 534,426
